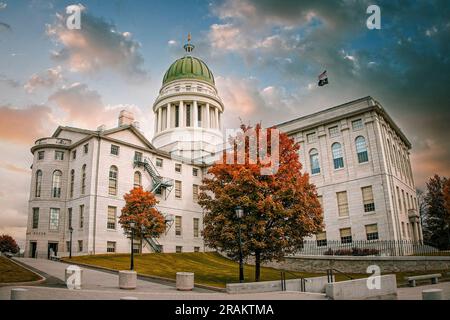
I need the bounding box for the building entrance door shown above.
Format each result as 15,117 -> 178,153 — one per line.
30,241 -> 37,258
47,242 -> 58,259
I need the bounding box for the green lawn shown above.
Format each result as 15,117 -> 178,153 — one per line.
0,256 -> 41,283
64,252 -> 344,288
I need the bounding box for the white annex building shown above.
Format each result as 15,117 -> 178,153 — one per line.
25,39 -> 422,259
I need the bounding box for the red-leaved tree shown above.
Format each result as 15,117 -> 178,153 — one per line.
119,187 -> 166,243
199,124 -> 323,281
0,234 -> 19,254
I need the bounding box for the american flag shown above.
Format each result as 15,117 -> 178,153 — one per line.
318,70 -> 329,86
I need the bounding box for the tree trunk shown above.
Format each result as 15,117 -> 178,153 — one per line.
255,250 -> 261,282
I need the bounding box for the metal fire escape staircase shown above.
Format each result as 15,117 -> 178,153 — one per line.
133,156 -> 175,253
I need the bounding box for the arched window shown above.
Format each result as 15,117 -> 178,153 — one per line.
35,170 -> 42,197
70,169 -> 75,198
355,136 -> 369,163
109,166 -> 118,195
309,149 -> 320,174
134,171 -> 142,188
81,165 -> 86,195
331,143 -> 344,169
52,170 -> 62,198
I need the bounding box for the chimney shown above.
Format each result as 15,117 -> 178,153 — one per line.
118,110 -> 134,127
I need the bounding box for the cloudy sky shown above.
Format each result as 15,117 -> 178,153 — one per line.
1,0 -> 449,246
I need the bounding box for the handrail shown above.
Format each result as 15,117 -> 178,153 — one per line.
280,270 -> 307,292
327,268 -> 354,282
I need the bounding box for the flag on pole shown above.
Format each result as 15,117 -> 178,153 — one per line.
318,70 -> 329,87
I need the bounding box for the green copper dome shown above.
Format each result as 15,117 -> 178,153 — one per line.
162,56 -> 215,86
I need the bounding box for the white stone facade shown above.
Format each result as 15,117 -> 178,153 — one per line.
276,96 -> 422,243
25,123 -> 206,258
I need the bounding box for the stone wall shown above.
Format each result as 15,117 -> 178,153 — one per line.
262,255 -> 450,273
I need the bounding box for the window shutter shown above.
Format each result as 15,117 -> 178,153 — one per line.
362,186 -> 374,204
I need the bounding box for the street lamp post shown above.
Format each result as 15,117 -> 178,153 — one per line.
69,226 -> 73,259
235,206 -> 245,283
129,221 -> 135,270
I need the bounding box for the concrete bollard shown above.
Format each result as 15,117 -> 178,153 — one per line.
65,266 -> 83,289
11,288 -> 28,300
176,272 -> 194,291
119,270 -> 137,290
120,296 -> 139,300
422,289 -> 443,300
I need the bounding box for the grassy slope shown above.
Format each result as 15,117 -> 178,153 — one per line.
65,252 -> 331,288
0,256 -> 41,283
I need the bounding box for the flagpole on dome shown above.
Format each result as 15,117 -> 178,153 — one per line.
183,33 -> 195,55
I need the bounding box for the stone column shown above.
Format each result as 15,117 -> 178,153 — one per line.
167,103 -> 171,129
157,107 -> 162,133
193,101 -> 198,128
413,221 -> 420,242
205,103 -> 210,129
215,107 -> 219,129
179,100 -> 184,127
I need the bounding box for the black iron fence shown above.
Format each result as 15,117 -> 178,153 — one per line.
296,240 -> 443,257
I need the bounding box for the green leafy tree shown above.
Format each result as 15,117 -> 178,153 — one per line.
422,175 -> 450,249
199,124 -> 323,281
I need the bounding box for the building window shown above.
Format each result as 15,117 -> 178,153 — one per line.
306,132 -> 317,143
55,150 -> 64,160
175,105 -> 180,127
352,119 -> 363,130
175,216 -> 182,236
134,152 -> 143,163
176,246 -> 182,253
186,104 -> 191,127
107,241 -> 116,253
35,170 -> 42,197
192,168 -> 198,176
331,143 -> 344,169
329,126 -> 339,137
49,208 -> 60,231
70,169 -> 75,198
175,180 -> 182,198
134,171 -> 141,188
52,170 -> 62,198
79,205 -> 84,228
317,195 -> 323,209
38,151 -> 45,160
78,240 -> 83,252
362,186 -> 375,212
110,144 -> 120,156
337,191 -> 349,217
109,166 -> 118,195
316,231 -> 327,247
340,228 -> 352,244
366,224 -> 379,241
193,218 -> 199,238
194,247 -> 200,252
355,136 -> 369,163
83,143 -> 89,154
309,149 -> 320,174
81,164 -> 86,195
72,150 -> 76,160
175,163 -> 182,173
156,158 -> 163,167
107,206 -> 116,230
193,184 -> 199,201
401,222 -> 406,237
68,208 -> 72,229
32,208 -> 39,229
197,105 -> 202,126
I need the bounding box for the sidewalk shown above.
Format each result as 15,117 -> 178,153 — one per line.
0,258 -> 327,300
397,282 -> 450,300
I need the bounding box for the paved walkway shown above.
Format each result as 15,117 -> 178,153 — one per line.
397,282 -> 450,300
0,258 -> 327,300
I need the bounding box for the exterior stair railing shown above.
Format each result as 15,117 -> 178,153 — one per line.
143,237 -> 162,253
133,156 -> 174,200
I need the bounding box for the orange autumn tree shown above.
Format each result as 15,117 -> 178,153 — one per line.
119,187 -> 166,242
199,124 -> 323,281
